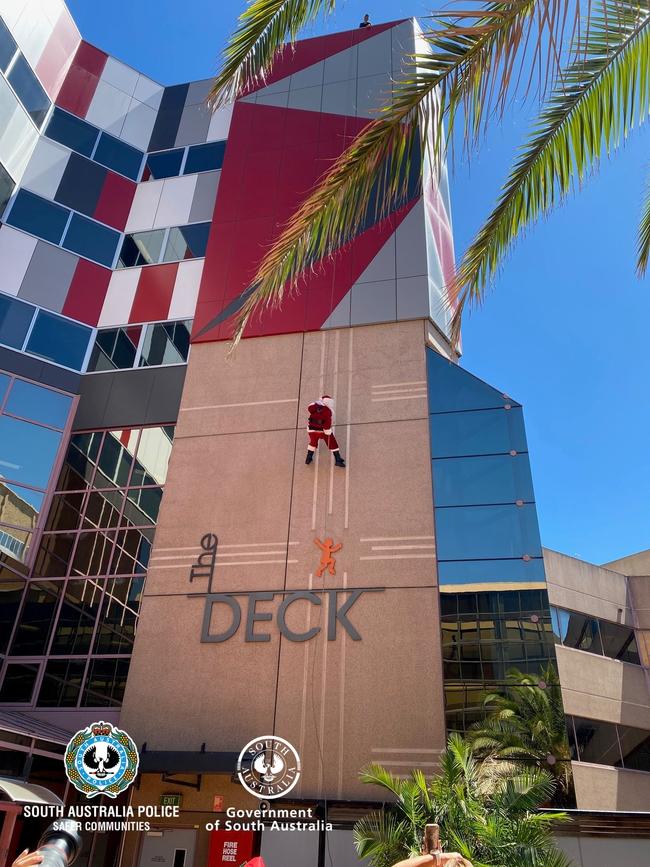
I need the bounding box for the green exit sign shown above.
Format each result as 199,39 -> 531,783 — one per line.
161,793 -> 182,808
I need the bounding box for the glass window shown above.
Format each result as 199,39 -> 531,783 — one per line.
94,577 -> 141,654
43,491 -> 85,533
117,229 -> 165,268
94,132 -> 143,180
0,18 -> 17,72
618,725 -> 650,771
163,222 -> 209,261
131,426 -> 173,486
598,620 -> 641,665
89,326 -> 142,372
429,407 -> 528,458
63,213 -> 119,267
0,662 -> 39,702
0,414 -> 62,488
70,530 -> 115,577
82,658 -> 129,706
0,526 -> 32,564
6,189 -> 69,243
184,140 -> 226,174
0,576 -> 25,653
9,581 -> 60,655
7,54 -> 50,127
0,160 -> 14,213
433,454 -> 534,507
437,557 -> 546,586
45,107 -> 97,156
0,293 -> 35,350
95,430 -> 136,488
5,379 -> 72,428
571,716 -> 623,765
84,488 -> 124,529
26,310 -> 92,370
139,320 -> 190,367
50,579 -> 102,655
37,659 -> 86,707
427,348 -> 517,413
435,503 -> 542,561
143,148 -> 184,180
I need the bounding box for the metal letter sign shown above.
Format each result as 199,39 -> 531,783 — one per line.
187,534 -> 383,643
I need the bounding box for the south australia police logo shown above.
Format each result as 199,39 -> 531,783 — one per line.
237,736 -> 301,799
64,721 -> 139,798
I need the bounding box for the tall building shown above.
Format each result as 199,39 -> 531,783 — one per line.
0,2 -> 648,866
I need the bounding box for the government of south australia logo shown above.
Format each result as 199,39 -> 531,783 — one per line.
64,721 -> 139,798
237,736 -> 301,799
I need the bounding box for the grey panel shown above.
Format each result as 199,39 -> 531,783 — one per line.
358,28 -> 393,77
289,61 -> 324,90
145,365 -> 187,425
396,200 -> 428,277
256,90 -> 289,108
186,78 -> 213,106
175,103 -> 212,147
323,46 -> 358,83
189,170 -> 220,223
321,79 -> 357,116
322,291 -> 351,329
397,275 -> 430,319
72,373 -> 112,429
0,345 -> 81,393
356,72 -> 393,117
17,242 -> 78,310
350,279 -> 397,325
287,86 -> 322,112
356,234 -> 396,283
391,20 -> 416,81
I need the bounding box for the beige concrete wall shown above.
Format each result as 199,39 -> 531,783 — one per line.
121,320 -> 446,800
605,548 -> 650,577
572,762 -> 650,812
555,834 -> 650,867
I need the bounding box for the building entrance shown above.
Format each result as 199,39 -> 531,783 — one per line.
138,829 -> 197,867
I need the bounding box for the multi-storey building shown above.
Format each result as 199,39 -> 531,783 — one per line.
0,2 -> 648,866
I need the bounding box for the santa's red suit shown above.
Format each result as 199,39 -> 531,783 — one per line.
306,395 -> 345,467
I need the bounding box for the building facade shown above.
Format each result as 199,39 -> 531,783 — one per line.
0,2 -> 648,866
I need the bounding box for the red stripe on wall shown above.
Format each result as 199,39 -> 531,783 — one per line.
35,8 -> 81,99
94,172 -> 137,231
129,263 -> 179,324
56,41 -> 108,117
62,259 -> 112,326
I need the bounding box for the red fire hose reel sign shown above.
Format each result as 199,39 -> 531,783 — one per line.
207,829 -> 255,866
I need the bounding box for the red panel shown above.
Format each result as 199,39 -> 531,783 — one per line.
35,8 -> 81,99
56,41 -> 107,117
94,172 -> 137,231
62,259 -> 111,326
207,830 -> 255,867
129,264 -> 179,324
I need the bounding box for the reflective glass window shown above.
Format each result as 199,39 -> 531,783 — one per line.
618,725 -> 650,771
0,415 -> 61,488
94,133 -> 143,180
0,160 -> 14,213
5,379 -> 71,428
50,579 -> 102,655
0,576 -> 25,653
429,407 -> 528,458
0,18 -> 17,71
435,503 -> 542,561
37,659 -> 85,707
84,488 -> 124,529
130,427 -> 173,486
43,491 -> 85,533
26,310 -> 92,370
63,213 -> 119,267
32,532 -> 75,578
433,454 -> 534,507
571,716 -> 622,765
184,140 -> 226,174
556,609 -> 603,654
139,320 -> 190,367
0,293 -> 35,350
117,229 -> 165,268
7,54 -> 50,127
88,326 -> 141,371
427,348 -> 517,413
437,557 -> 545,586
95,430 -> 136,488
111,527 -> 153,575
143,148 -> 183,180
70,530 -> 115,577
7,189 -> 69,243
163,222 -> 209,261
0,662 -> 38,702
598,620 -> 640,664
94,577 -> 142,654
45,107 -> 97,156
9,581 -> 60,655
82,658 -> 129,706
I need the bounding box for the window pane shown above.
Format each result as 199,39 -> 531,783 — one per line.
556,609 -> 603,655
0,18 -> 17,72
427,348 -> 516,413
94,132 -> 143,180
143,148 -> 183,180
70,530 -> 115,577
0,160 -> 15,213
7,54 -> 50,127
0,482 -> 43,526
32,532 -> 75,578
162,222 -> 209,261
598,619 -> 639,664
117,229 -> 165,268
184,140 -> 226,174
63,213 -> 119,267
9,581 -> 60,655
132,426 -> 173,486
95,430 -> 136,488
435,503 -> 542,561
26,310 -> 91,370
437,557 -> 545,587
139,320 -> 190,367
0,521 -> 30,562
89,326 -> 141,371
43,491 -> 85,532
7,189 -> 69,243
0,662 -> 39,702
433,454 -> 534,507
0,293 -> 35,349
430,407 -> 528,458
5,379 -> 72,428
94,577 -> 142,654
111,527 -> 153,574
51,579 -> 102,655
37,659 -> 85,707
84,488 -> 124,529
572,716 -> 622,765
618,726 -> 650,771
45,107 -> 97,156
82,658 -> 129,706
0,415 -> 62,487
619,631 -> 641,666
0,576 -> 25,653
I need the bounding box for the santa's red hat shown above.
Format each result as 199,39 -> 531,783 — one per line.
245,859 -> 266,867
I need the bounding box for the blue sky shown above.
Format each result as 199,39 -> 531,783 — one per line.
67,0 -> 650,565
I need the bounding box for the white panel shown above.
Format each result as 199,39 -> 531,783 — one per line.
133,74 -> 163,110
287,86 -> 320,112
125,180 -> 164,232
0,99 -> 39,181
86,79 -> 131,134
396,199 -> 428,277
99,268 -> 140,327
21,137 -> 69,198
321,79 -> 356,116
168,259 -> 203,319
120,98 -> 157,150
0,0 -> 27,29
102,57 -> 139,97
206,103 -> 233,141
358,28 -> 393,77
153,174 -> 198,230
0,226 -> 38,296
13,0 -> 54,67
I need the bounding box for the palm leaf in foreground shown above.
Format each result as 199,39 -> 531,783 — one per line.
638,171 -> 650,274
451,0 -> 650,344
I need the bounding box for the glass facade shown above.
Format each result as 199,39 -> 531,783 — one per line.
427,349 -> 558,732
551,605 -> 641,665
0,425 -> 172,709
567,715 -> 650,772
88,319 -> 191,371
116,222 -> 209,268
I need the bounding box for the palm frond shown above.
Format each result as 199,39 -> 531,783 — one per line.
359,763 -> 405,798
637,169 -> 650,274
209,0 -> 335,107
451,0 -> 650,344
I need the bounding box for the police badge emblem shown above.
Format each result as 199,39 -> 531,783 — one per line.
64,721 -> 139,798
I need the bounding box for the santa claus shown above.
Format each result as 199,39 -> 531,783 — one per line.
306,394 -> 345,467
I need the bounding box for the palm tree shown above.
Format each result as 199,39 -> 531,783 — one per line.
467,665 -> 574,803
353,733 -> 572,867
209,0 -> 650,345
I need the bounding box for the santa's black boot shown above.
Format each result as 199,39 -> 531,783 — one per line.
333,451 -> 346,468
305,450 -> 314,465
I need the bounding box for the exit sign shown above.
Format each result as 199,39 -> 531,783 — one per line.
161,793 -> 182,808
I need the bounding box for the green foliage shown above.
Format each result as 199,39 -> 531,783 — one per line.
354,734 -> 573,867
